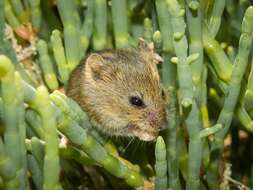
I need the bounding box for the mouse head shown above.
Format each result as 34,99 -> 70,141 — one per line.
82,39 -> 168,141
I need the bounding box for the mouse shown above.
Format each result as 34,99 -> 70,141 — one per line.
66,39 -> 168,141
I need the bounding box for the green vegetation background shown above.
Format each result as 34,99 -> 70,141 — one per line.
0,0 -> 253,190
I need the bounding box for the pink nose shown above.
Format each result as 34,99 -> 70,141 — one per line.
147,111 -> 158,126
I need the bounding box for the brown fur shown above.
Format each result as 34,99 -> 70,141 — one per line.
67,43 -> 168,141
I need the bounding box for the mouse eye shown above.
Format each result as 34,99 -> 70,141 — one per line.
129,96 -> 145,108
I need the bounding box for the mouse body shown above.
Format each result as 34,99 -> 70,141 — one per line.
67,39 -> 168,141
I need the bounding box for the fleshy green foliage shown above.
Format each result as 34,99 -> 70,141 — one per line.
155,136 -> 167,190
0,0 -> 253,190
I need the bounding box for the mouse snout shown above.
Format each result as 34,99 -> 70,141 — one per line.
147,111 -> 158,125
146,109 -> 167,130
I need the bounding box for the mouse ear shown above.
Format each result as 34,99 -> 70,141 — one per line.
137,38 -> 163,64
137,38 -> 154,54
137,38 -> 162,81
85,53 -> 114,81
85,53 -> 105,79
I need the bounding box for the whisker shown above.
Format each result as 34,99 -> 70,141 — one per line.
122,136 -> 135,152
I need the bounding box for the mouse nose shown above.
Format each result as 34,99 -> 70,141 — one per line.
147,111 -> 158,126
147,109 -> 168,129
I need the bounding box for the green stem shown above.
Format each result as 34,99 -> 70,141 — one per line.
25,109 -> 45,139
56,112 -> 144,187
199,124 -> 223,138
80,0 -> 93,55
0,55 -> 20,188
155,0 -> 174,54
207,0 -> 226,38
0,138 -> 18,189
213,6 -> 253,148
36,39 -> 59,90
184,102 -> 202,190
27,154 -> 43,190
236,105 -> 253,132
202,29 -> 232,82
29,86 -> 61,190
26,137 -> 96,167
13,75 -> 145,188
28,0 -> 42,30
111,0 -> 129,48
92,0 -> 107,50
165,87 -> 181,190
50,90 -> 90,128
4,0 -> 20,28
50,30 -> 69,84
166,0 -> 193,108
143,18 -> 153,42
155,136 -> 167,190
186,0 -> 203,101
208,6 -> 253,188
9,0 -> 27,22
227,45 -> 236,62
153,31 -> 162,54
57,0 -> 81,71
15,72 -> 27,189
166,1 -> 203,189
0,0 -> 4,43
26,137 -> 45,169
244,59 -> 253,110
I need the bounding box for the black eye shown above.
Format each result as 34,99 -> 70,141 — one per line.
129,96 -> 145,107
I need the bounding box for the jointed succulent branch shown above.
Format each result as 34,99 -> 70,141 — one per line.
0,1 -> 253,190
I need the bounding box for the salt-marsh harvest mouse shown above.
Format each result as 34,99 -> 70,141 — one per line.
67,39 -> 168,141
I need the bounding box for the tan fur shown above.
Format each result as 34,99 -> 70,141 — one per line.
67,43 -> 168,141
